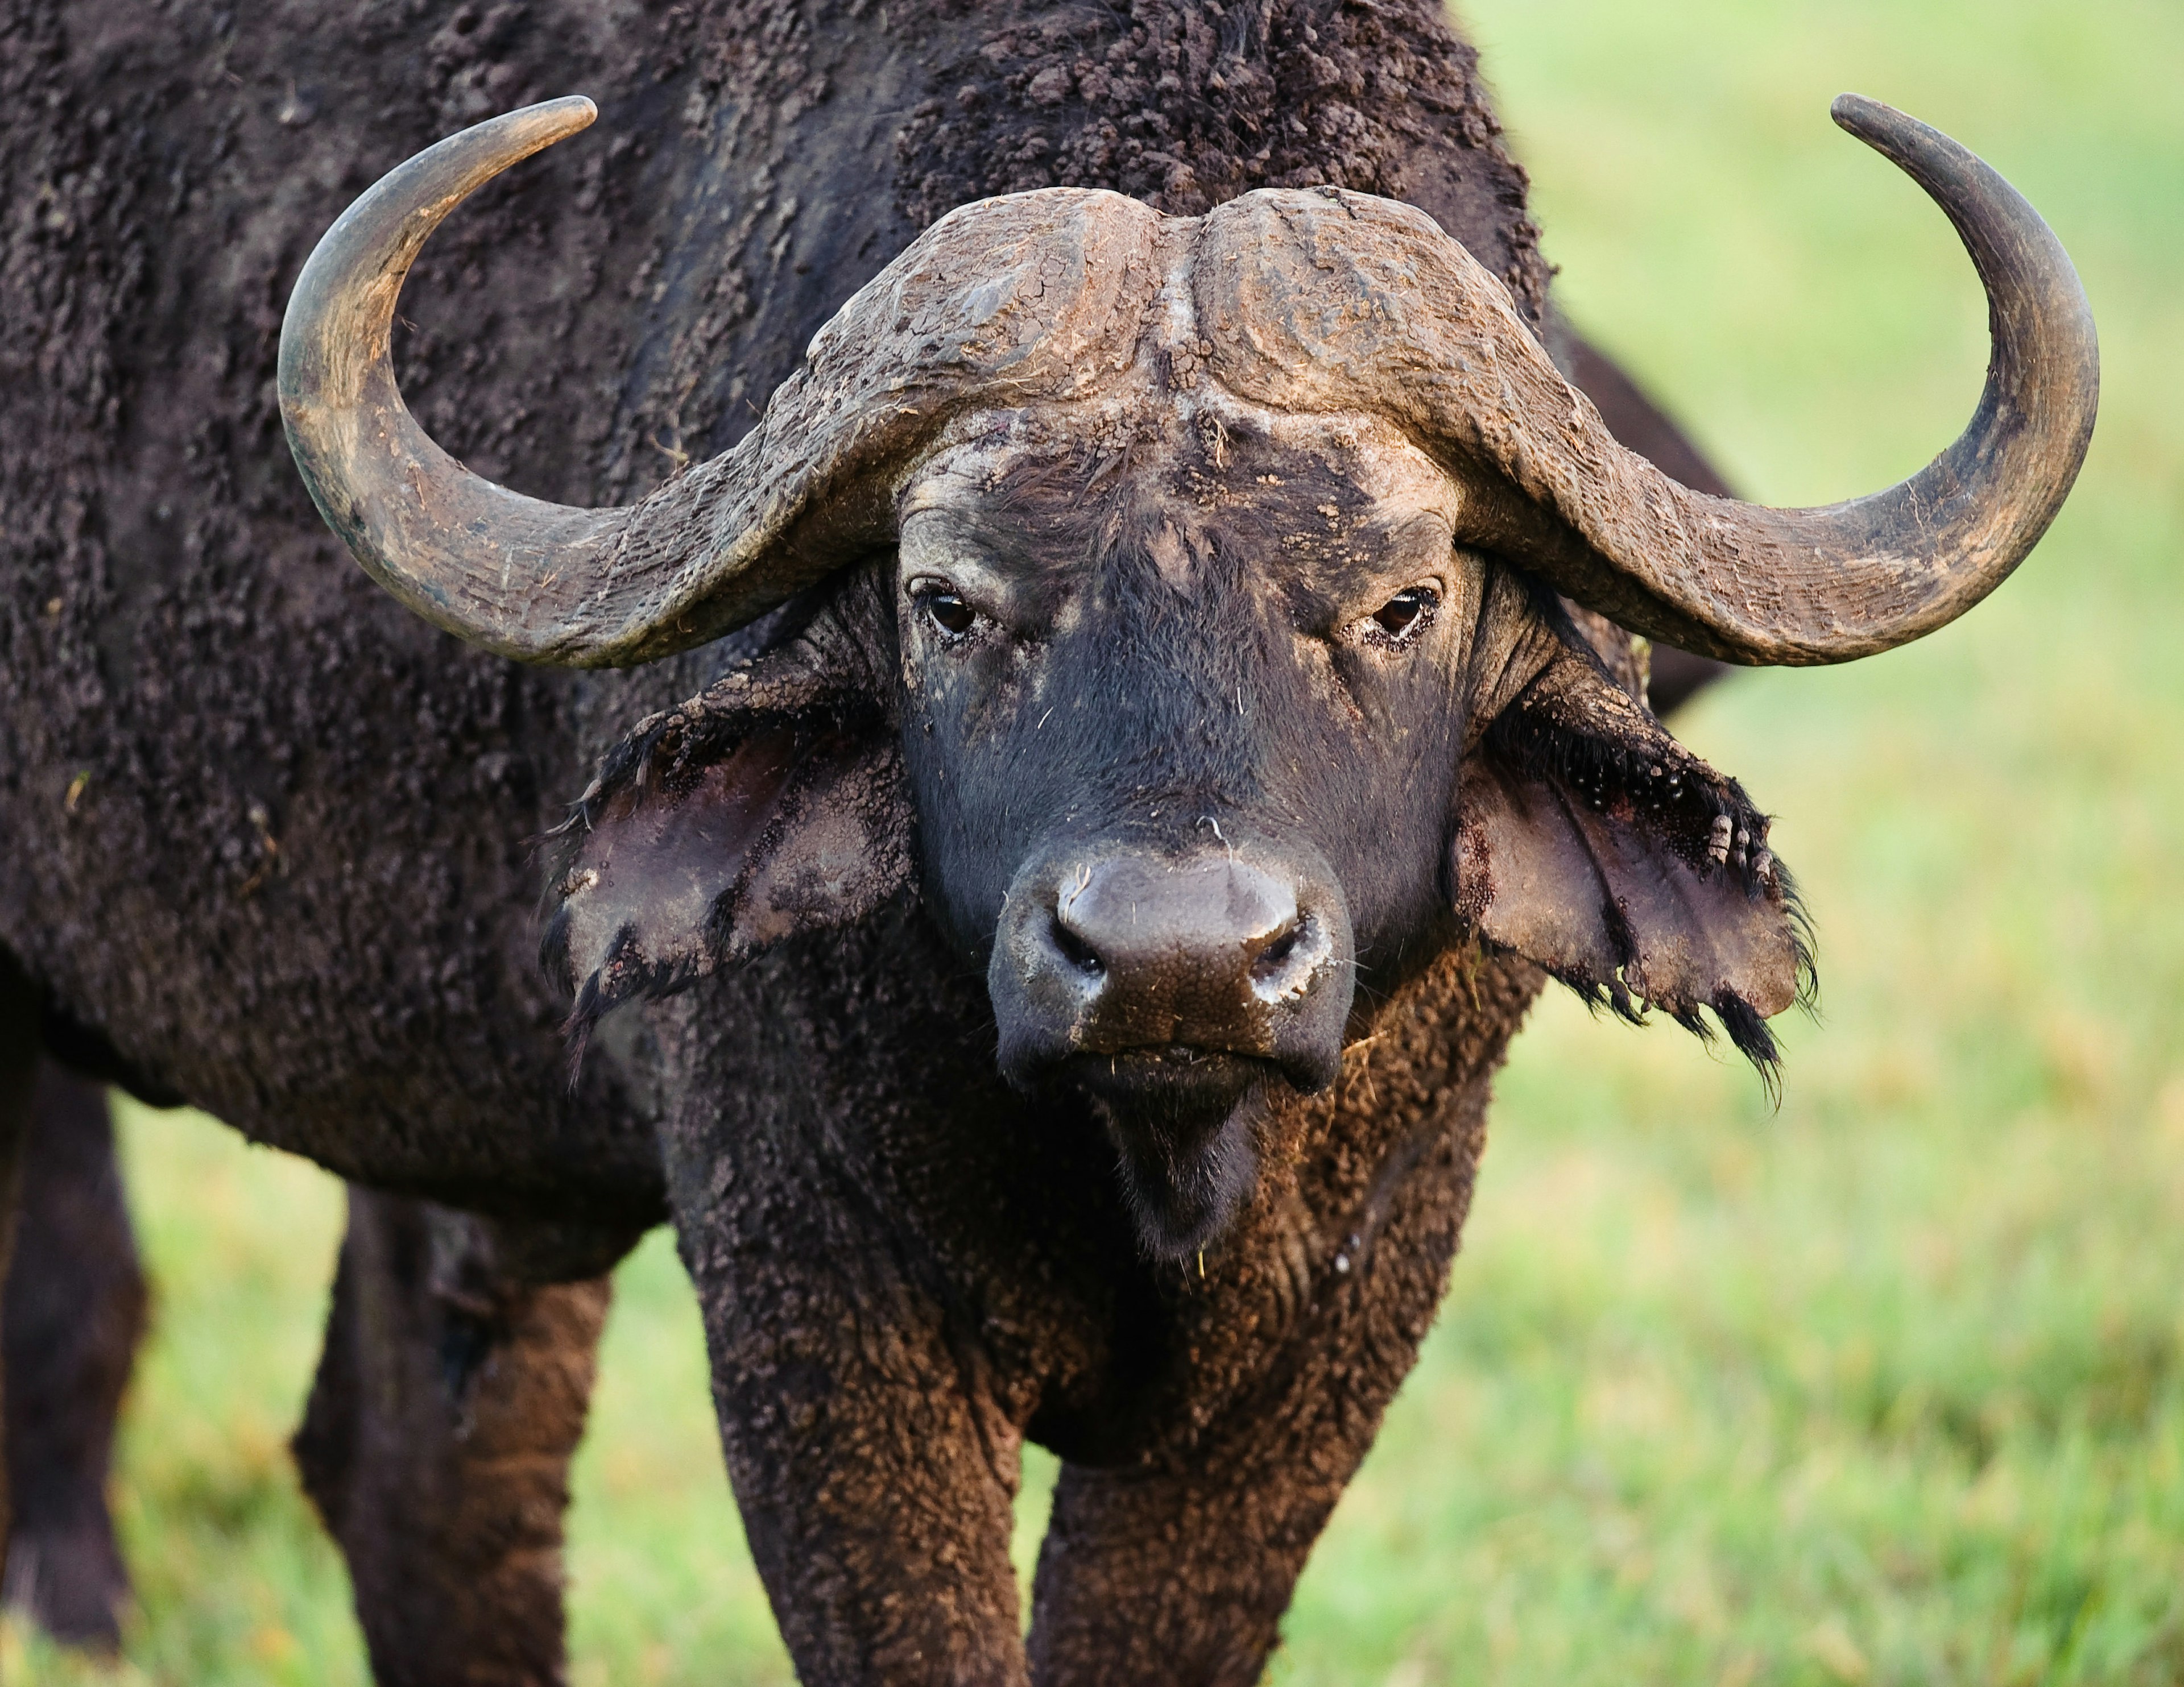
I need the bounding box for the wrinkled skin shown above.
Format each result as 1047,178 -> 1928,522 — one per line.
902,408 -> 1514,1250
1,0 -> 1777,1677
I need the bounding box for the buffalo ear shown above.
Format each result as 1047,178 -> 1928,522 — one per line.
542,654 -> 913,1062
1453,636 -> 1810,1075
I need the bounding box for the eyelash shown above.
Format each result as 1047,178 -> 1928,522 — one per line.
1358,586 -> 1439,647
912,583 -> 981,641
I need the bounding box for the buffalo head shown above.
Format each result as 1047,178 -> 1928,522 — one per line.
279,96 -> 2096,1253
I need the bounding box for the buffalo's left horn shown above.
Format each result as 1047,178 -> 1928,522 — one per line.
281,101 -> 1156,666
1494,95 -> 2098,664
1554,95 -> 2100,664
1201,97 -> 2098,666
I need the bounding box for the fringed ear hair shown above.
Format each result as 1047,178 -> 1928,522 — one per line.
542,595 -> 915,1081
1453,610 -> 1814,1091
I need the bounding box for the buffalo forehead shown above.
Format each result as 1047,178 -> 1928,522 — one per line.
897,397 -> 1469,588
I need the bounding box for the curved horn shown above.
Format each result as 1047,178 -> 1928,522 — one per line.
279,98 -> 639,663
281,102 -> 1162,667
1199,97 -> 2099,665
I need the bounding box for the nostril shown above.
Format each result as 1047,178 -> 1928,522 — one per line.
1249,910 -> 1328,1001
1251,922 -> 1302,981
1049,913 -> 1105,977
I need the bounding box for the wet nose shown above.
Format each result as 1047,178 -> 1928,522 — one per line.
1050,856 -> 1322,1008
990,847 -> 1353,1092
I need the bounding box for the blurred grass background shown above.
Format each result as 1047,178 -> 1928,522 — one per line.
9,0 -> 2182,1680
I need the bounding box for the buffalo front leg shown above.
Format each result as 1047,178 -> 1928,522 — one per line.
1027,1099 -> 1493,1685
1025,1452 -> 1341,1687
292,1188 -> 627,1687
665,1128 -> 1028,1682
1028,1354 -> 1432,1686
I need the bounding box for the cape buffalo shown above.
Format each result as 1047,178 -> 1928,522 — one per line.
0,327 -> 1730,1656
0,1 -> 2092,1680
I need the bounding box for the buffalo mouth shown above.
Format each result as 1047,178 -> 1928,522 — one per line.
1064,1047 -> 1275,1259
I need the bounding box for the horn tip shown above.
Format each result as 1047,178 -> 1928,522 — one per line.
1829,92 -> 1892,136
530,94 -> 599,140
1829,93 -> 1953,173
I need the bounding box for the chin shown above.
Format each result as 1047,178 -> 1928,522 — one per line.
1068,1049 -> 1274,1259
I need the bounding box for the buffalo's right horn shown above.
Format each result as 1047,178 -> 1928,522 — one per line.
280,101 -> 1157,666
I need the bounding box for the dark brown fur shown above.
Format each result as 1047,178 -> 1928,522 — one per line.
894,0 -> 1548,320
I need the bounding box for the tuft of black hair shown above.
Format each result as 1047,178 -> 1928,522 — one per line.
560,968 -> 607,1092
1713,991 -> 1782,1108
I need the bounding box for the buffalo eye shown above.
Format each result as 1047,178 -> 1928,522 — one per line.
1367,586 -> 1437,644
915,585 -> 978,640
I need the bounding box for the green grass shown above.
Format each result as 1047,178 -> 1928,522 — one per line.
10,0 -> 2184,1680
